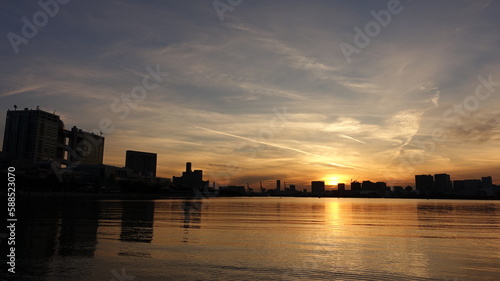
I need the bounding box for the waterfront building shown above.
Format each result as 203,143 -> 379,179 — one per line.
311,181 -> 325,193
125,150 -> 157,177
434,173 -> 452,194
415,175 -> 434,195
65,126 -> 104,165
173,162 -> 208,188
3,107 -> 65,165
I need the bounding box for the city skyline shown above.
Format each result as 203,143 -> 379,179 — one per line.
1,1 -> 500,187
2,106 -> 495,194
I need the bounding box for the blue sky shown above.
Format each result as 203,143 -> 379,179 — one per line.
1,0 -> 500,188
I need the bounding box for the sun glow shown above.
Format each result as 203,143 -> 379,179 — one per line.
324,175 -> 340,186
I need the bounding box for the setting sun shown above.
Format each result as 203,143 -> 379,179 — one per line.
324,175 -> 341,186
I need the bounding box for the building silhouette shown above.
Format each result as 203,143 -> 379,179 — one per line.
361,180 -> 375,191
415,175 -> 434,195
434,173 -> 452,194
2,107 -> 104,167
276,180 -> 281,191
173,162 -> 208,189
3,108 -> 66,165
453,180 -> 464,194
463,179 -> 482,196
125,150 -> 157,177
376,182 -> 388,194
350,181 -> 361,192
311,181 -> 325,194
65,126 -> 104,165
337,183 -> 346,192
219,185 -> 246,195
481,176 -> 493,189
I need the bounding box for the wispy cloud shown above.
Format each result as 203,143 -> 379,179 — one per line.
194,126 -> 357,169
0,84 -> 46,97
338,134 -> 366,144
1,0 -> 500,185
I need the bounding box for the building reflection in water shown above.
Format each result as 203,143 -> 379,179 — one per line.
14,199 -> 61,281
58,200 -> 100,257
119,201 -> 155,243
11,198 -> 100,281
416,201 -> 498,280
179,200 -> 202,243
118,201 -> 155,258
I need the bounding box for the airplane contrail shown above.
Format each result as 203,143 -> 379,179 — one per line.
338,134 -> 366,144
194,126 -> 357,169
0,84 -> 46,97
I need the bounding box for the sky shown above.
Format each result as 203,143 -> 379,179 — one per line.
1,0 -> 500,189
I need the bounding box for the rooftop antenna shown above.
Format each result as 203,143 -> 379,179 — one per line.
36,106 -> 39,110
13,105 -> 17,111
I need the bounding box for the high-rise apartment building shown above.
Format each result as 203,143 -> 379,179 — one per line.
2,108 -> 65,165
415,174 -> 434,195
434,173 -> 452,194
125,150 -> 157,177
311,181 -> 325,193
66,126 -> 105,165
2,107 -> 105,167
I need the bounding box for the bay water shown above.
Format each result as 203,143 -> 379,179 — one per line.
5,197 -> 500,280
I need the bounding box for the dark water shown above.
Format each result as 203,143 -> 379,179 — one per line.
3,197 -> 500,280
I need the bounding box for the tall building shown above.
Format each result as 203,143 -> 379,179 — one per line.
2,107 -> 105,167
350,181 -> 361,192
125,150 -> 157,177
65,126 -> 104,165
453,180 -> 464,194
337,183 -> 346,192
463,179 -> 482,196
415,175 -> 434,195
173,162 -> 208,188
481,176 -> 493,189
2,107 -> 65,165
311,181 -> 325,193
362,180 -> 376,191
376,182 -> 387,193
434,174 -> 452,194
276,180 -> 281,191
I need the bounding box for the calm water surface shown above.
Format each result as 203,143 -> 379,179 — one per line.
5,197 -> 500,280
